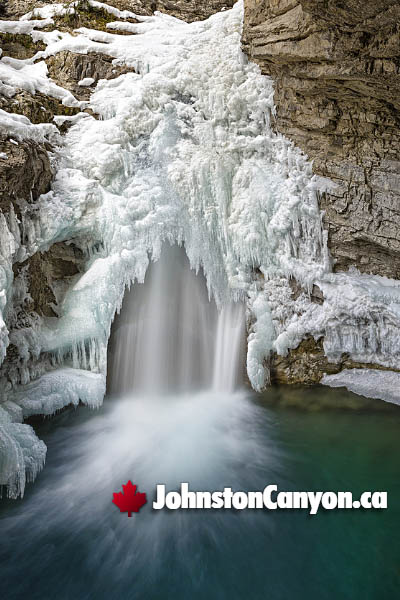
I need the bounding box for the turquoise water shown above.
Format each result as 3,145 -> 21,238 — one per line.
0,386 -> 399,600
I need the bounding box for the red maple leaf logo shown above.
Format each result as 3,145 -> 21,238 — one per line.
112,481 -> 147,517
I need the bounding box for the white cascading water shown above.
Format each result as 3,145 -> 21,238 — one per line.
212,303 -> 246,393
108,244 -> 246,396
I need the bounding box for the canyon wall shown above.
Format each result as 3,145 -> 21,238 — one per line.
242,0 -> 400,382
242,0 -> 400,277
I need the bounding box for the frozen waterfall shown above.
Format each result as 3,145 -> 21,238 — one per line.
0,0 -> 331,397
1,0 -> 400,498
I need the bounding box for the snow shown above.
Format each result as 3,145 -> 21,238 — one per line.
0,18 -> 54,34
322,369 -> 400,406
20,2 -> 77,20
53,112 -> 91,126
78,77 -> 95,87
0,109 -> 58,142
88,0 -> 147,20
0,57 -> 86,108
1,0 -> 400,495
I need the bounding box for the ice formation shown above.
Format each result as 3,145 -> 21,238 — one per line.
0,403 -> 46,499
322,369 -> 400,406
9,368 -> 106,417
1,0 -> 400,496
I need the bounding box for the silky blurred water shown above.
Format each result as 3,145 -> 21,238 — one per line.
107,245 -> 246,395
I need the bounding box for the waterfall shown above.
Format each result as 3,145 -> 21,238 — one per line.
212,303 -> 246,392
108,245 -> 245,396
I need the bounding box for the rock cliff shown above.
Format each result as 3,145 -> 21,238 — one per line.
243,0 -> 400,382
243,0 -> 400,277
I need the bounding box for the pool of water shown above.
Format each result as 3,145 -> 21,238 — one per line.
1,385 -> 399,600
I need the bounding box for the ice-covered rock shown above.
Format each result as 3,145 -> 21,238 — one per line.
322,369 -> 400,407
0,404 -> 46,499
10,367 -> 106,417
0,368 -> 105,498
14,1 -> 330,383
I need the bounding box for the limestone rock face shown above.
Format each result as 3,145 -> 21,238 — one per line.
46,51 -> 134,101
0,135 -> 52,214
0,241 -> 84,386
0,32 -> 45,59
243,0 -> 400,277
19,242 -> 83,318
243,0 -> 400,382
270,336 -> 400,385
155,0 -> 235,22
0,90 -> 81,125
